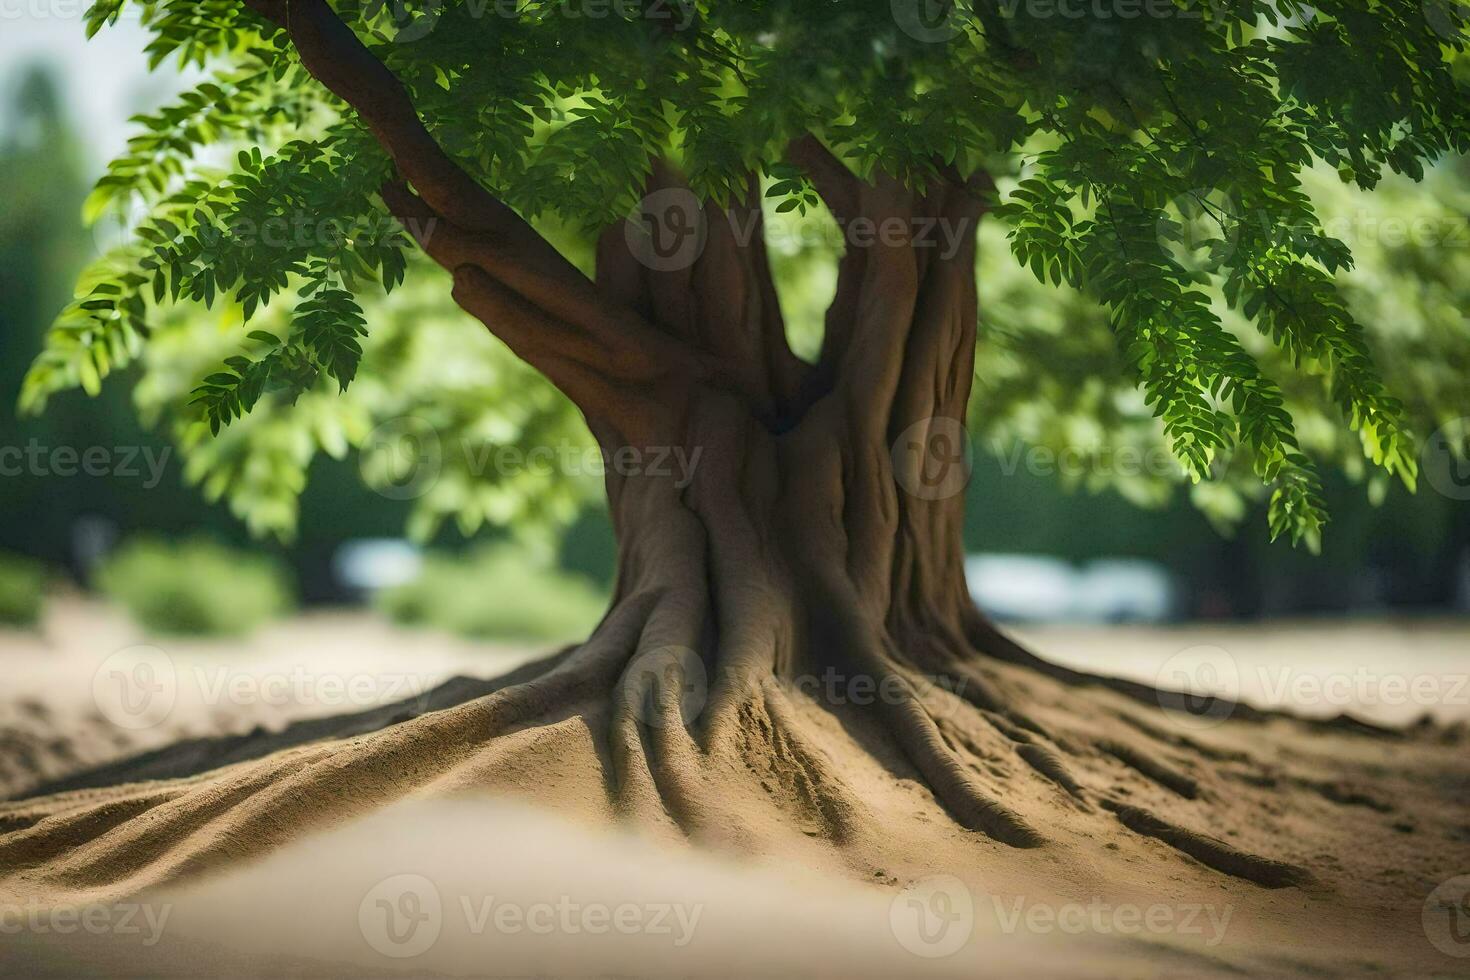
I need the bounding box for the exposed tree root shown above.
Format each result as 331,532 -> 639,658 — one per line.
8,592 -> 1457,907
1097,739 -> 1201,800
872,678 -> 1044,848
1291,777 -> 1392,813
1016,743 -> 1087,801
1105,802 -> 1312,889
2,40 -> 1462,917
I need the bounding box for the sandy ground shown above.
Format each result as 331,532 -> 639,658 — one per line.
5,600 -> 1467,800
2,602 -> 1468,978
1014,617 -> 1470,727
0,597 -> 542,800
0,797 -> 1274,979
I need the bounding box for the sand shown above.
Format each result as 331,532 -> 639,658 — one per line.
2,607 -> 1469,977
0,597 -> 540,800
0,797 -> 1280,979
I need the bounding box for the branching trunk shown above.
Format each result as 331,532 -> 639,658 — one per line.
575,161 -> 1039,843
5,0 -> 1387,895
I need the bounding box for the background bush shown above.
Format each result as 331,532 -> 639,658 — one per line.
377,544 -> 607,643
96,536 -> 294,636
0,551 -> 47,628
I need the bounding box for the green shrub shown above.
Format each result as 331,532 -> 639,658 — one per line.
0,552 -> 48,628
96,537 -> 293,636
377,544 -> 607,643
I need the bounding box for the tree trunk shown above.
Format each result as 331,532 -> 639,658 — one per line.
550,158 -> 1061,846
0,150 -> 1344,895
11,4 -> 1464,908
388,158 -> 1334,883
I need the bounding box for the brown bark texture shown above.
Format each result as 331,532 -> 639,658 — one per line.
9,1 -> 1450,897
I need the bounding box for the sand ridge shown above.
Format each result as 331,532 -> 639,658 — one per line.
1,646 -> 1467,976
3,612 -> 1469,976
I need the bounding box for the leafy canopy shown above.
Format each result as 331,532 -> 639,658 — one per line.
22,0 -> 1470,548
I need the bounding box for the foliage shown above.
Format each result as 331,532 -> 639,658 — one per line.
96,535 -> 294,635
983,161 -> 1470,539
0,552 -> 48,628
376,543 -> 608,642
771,159 -> 1470,538
129,255 -> 592,541
21,0 -> 1470,547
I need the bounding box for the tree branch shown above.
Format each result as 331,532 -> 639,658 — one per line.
788,146 -> 993,416
785,134 -> 860,223
244,1 -> 523,239
241,2 -> 617,319
450,265 -> 667,415
241,0 -> 707,416
380,180 -> 679,358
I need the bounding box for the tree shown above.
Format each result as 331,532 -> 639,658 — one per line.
0,65 -> 91,563
17,1 -> 1470,876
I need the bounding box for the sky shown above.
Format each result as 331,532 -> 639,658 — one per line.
2,10 -> 179,170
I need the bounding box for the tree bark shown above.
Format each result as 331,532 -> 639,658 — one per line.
223,0 -> 1279,859
238,0 -> 1061,848
553,151 -> 1065,844
10,1 -> 1330,886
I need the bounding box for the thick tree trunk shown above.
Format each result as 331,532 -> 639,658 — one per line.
0,158 -> 1378,897
528,157 -> 1057,845
231,13 -> 1022,840
4,6 -> 1371,895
